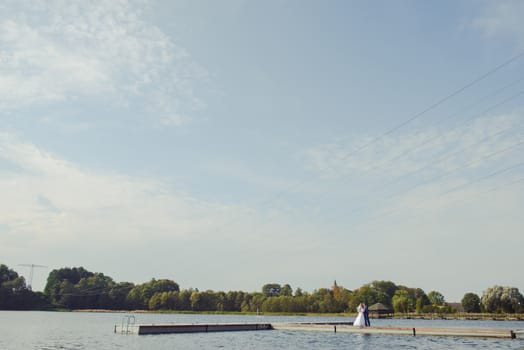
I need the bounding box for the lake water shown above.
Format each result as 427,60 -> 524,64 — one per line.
1,311 -> 523,349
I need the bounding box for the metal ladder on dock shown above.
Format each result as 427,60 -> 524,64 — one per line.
115,315 -> 136,334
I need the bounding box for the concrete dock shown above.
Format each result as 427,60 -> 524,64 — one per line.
115,322 -> 273,335
271,322 -> 520,339
115,320 -> 521,339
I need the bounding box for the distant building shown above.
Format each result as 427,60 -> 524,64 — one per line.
332,280 -> 339,290
448,302 -> 464,312
369,303 -> 393,318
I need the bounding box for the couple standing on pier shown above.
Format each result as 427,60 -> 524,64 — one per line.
353,303 -> 370,327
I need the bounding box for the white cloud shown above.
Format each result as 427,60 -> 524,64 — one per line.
304,112 -> 524,182
0,133 -> 237,250
0,0 -> 206,126
473,1 -> 524,48
0,133 -> 330,291
1,132 -> 522,298
299,111 -> 524,245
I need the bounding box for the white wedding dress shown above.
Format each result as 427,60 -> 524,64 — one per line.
353,305 -> 366,327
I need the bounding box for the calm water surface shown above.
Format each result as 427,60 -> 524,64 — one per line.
0,311 -> 523,349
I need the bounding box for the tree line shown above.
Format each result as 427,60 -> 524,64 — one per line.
1,264 -> 523,314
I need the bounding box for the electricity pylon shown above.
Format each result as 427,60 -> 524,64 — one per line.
18,264 -> 48,290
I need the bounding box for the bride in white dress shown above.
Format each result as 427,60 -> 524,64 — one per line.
353,303 -> 366,327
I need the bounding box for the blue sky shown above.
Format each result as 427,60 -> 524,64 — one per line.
1,0 -> 524,302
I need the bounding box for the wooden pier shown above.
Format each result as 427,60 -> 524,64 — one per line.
271,322 -> 520,339
115,319 -> 522,339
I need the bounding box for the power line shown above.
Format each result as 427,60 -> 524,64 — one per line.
351,171 -> 524,240
353,82 -> 524,179
355,136 -> 524,221
386,137 -> 524,202
354,157 -> 524,230
440,158 -> 524,197
374,93 -> 524,195
213,50 -> 524,233
331,50 -> 524,166
309,88 -> 524,210
286,81 -> 524,232
443,173 -> 524,209
313,115 -> 524,232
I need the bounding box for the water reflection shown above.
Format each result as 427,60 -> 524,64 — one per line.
0,311 -> 523,350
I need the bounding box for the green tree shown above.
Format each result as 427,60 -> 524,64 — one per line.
168,289 -> 192,310
189,290 -> 202,310
148,292 -> 163,310
461,292 -> 481,313
56,280 -> 75,308
127,278 -> 179,309
370,280 -> 398,302
214,291 -> 226,311
427,291 -> 446,306
0,264 -> 42,310
280,284 -> 293,297
261,296 -> 280,312
392,289 -> 411,313
43,268 -> 118,309
217,290 -> 246,312
108,282 -> 135,310
44,267 -> 94,305
312,287 -> 346,313
72,273 -> 115,309
262,283 -> 281,297
348,281 -> 397,311
0,264 -> 19,285
243,292 -> 265,312
415,291 -> 430,313
481,286 -> 524,313
415,297 -> 424,313
2,275 -> 26,293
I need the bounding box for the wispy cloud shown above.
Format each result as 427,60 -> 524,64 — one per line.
0,133 -> 236,250
0,133 -> 329,290
299,111 -> 524,236
473,0 -> 524,48
0,0 -> 206,126
303,110 -> 524,297
304,112 -> 524,182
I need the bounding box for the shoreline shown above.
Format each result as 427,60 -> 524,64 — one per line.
66,309 -> 524,321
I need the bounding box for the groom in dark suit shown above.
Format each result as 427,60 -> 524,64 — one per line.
364,303 -> 370,326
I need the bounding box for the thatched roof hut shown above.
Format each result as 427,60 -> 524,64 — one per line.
368,303 -> 393,318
